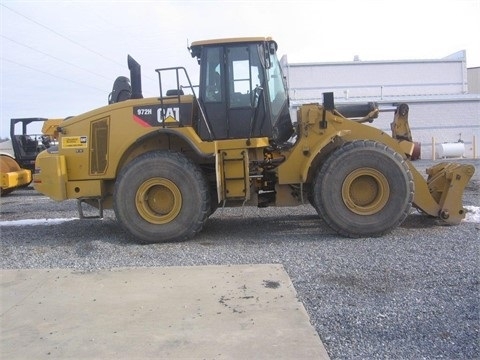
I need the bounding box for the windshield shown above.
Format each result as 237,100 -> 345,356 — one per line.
266,48 -> 288,121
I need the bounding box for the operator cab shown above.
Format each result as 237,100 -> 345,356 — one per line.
189,37 -> 294,145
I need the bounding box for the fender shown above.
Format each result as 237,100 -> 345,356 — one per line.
277,104 -> 414,185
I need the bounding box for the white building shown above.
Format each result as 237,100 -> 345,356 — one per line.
281,51 -> 480,159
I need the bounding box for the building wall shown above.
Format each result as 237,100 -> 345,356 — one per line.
281,51 -> 479,159
468,67 -> 480,93
284,59 -> 467,101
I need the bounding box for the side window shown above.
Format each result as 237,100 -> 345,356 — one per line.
266,52 -> 287,119
204,47 -> 222,102
232,59 -> 250,96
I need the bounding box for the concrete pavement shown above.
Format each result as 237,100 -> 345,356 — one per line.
1,264 -> 330,359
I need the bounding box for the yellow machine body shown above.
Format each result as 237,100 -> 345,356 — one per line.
33,37 -> 474,243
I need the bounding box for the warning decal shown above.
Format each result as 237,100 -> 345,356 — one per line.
62,136 -> 88,148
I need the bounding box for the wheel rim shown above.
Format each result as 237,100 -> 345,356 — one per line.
342,168 -> 390,215
136,178 -> 182,224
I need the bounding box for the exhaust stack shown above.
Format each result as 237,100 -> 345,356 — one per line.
127,55 -> 143,99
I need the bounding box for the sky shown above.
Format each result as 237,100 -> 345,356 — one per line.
1,0 -> 479,138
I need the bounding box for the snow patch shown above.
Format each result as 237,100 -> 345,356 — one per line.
0,218 -> 78,227
463,206 -> 480,223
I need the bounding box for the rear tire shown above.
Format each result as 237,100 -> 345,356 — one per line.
113,151 -> 210,243
312,140 -> 414,237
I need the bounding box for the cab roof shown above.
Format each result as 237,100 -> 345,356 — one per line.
190,36 -> 273,47
189,37 -> 276,58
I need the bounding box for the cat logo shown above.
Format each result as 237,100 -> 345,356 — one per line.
158,107 -> 179,123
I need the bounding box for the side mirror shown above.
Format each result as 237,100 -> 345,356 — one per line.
269,42 -> 276,55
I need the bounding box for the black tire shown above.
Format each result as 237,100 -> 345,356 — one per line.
113,151 -> 210,243
312,140 -> 414,237
0,188 -> 14,196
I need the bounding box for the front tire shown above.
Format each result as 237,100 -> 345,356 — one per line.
113,151 -> 210,243
312,140 -> 414,237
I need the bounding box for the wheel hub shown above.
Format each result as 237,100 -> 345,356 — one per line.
342,168 -> 390,215
136,178 -> 182,224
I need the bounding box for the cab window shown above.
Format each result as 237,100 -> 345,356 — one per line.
227,45 -> 263,109
204,47 -> 222,102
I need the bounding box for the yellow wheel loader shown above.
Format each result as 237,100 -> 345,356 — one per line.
0,118 -> 58,196
33,37 -> 474,243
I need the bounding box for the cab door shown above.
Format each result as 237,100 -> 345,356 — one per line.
226,45 -> 263,139
198,43 -> 271,140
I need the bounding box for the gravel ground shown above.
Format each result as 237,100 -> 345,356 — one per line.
1,159 -> 479,359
